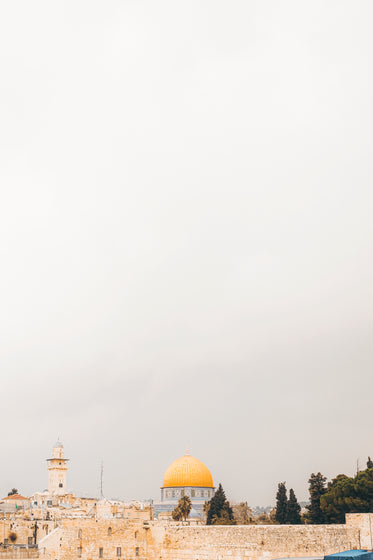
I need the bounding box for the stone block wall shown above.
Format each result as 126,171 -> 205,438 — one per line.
148,523 -> 361,560
1,520 -> 56,546
40,518 -> 149,560
6,511 -> 373,560
0,549 -> 38,560
345,514 -> 373,550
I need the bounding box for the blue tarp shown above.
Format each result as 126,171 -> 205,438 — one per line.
325,551 -> 373,560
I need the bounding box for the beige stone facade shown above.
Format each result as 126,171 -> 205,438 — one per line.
3,512 -> 373,560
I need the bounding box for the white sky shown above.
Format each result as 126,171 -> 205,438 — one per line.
1,0 -> 373,506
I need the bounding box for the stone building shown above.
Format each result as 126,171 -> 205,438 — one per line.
0,494 -> 30,513
46,441 -> 69,496
155,450 -> 215,518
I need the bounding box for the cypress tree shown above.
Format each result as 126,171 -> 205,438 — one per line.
275,482 -> 288,524
287,488 -> 301,524
206,483 -> 235,525
367,457 -> 373,469
306,472 -> 326,524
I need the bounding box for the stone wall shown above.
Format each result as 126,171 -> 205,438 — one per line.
39,518 -> 149,560
1,519 -> 56,546
148,522 -> 361,560
0,548 -> 38,559
6,512 -> 373,560
345,514 -> 373,549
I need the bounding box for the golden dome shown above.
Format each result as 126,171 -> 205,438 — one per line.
162,451 -> 214,488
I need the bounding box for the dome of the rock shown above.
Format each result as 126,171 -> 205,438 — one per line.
162,452 -> 214,488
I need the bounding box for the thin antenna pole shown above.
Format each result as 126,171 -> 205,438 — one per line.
100,461 -> 104,499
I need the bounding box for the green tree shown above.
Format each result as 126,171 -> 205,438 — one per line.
275,482 -> 288,524
172,495 -> 192,521
172,506 -> 182,521
306,473 -> 327,524
7,488 -> 18,496
206,484 -> 235,525
321,468 -> 373,523
367,457 -> 373,469
287,488 -> 301,524
179,495 -> 192,520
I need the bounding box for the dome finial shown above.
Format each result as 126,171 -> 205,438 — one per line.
186,447 -> 189,455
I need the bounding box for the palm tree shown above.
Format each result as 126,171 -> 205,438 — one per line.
172,496 -> 192,521
179,496 -> 192,521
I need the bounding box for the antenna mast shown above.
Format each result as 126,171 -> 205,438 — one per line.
100,461 -> 104,499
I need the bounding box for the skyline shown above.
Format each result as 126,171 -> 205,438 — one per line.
1,0 -> 373,507
1,439 -> 371,506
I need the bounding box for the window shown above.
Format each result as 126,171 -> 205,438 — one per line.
99,548 -> 103,558
107,527 -> 112,537
77,548 -> 82,558
78,529 -> 82,539
47,501 -> 52,506
134,531 -> 138,539
116,548 -> 121,557
28,537 -> 33,546
59,483 -> 63,488
135,547 -> 139,557
191,490 -> 195,497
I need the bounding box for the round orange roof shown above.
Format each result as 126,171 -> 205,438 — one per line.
162,452 -> 214,488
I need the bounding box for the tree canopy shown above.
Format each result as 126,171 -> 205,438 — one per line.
321,467 -> 373,523
306,472 -> 327,524
275,482 -> 288,524
172,495 -> 192,521
287,488 -> 301,524
206,483 -> 235,525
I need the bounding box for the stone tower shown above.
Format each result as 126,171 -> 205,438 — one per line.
47,440 -> 69,495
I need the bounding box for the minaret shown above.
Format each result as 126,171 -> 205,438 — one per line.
47,440 -> 69,495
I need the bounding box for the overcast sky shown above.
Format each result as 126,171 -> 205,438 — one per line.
1,0 -> 373,507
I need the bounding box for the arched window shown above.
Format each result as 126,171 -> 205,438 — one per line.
107,527 -> 112,537
78,529 -> 82,539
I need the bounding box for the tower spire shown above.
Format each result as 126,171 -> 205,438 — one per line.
47,441 -> 69,495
